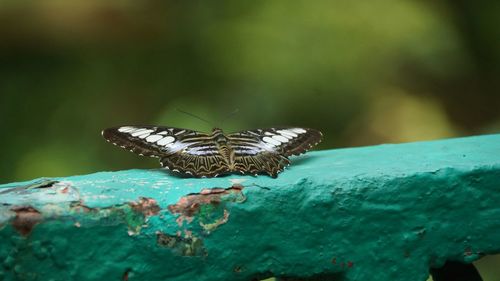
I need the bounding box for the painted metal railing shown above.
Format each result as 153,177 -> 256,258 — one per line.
1,134 -> 499,281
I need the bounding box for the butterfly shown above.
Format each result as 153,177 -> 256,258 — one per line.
102,126 -> 322,178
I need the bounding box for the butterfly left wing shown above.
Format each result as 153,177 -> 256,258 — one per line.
227,127 -> 322,177
102,126 -> 229,177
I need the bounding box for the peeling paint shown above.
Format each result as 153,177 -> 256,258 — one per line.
67,197 -> 160,235
168,185 -> 245,217
3,197 -> 161,237
152,185 -> 246,256
200,209 -> 230,233
0,179 -> 59,194
0,180 -> 80,206
128,197 -> 161,217
167,184 -> 245,233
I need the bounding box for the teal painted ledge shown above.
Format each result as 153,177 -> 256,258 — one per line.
1,134 -> 500,281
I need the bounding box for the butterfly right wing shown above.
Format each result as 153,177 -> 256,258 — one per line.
102,126 -> 228,177
227,131 -> 290,177
227,127 -> 322,177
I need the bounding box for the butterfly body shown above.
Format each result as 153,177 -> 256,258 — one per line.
102,125 -> 322,178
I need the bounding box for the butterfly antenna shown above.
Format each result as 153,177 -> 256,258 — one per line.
176,108 -> 214,127
220,108 -> 239,127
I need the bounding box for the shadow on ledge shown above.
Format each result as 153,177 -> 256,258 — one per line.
254,272 -> 344,281
430,260 -> 483,281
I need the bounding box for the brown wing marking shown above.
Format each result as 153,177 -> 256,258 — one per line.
232,152 -> 290,178
160,153 -> 228,177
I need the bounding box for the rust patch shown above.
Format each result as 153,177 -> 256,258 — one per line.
11,206 -> 42,236
129,197 -> 160,217
156,231 -> 206,256
331,257 -> 354,269
122,268 -> 132,281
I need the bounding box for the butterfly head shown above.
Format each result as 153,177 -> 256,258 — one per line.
212,127 -> 224,134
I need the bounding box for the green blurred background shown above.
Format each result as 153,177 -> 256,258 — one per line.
0,0 -> 499,279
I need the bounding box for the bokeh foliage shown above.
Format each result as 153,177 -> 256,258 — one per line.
1,0 -> 498,183
0,0 -> 499,278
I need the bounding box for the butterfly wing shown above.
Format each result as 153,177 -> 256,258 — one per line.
228,127 -> 322,177
102,126 -> 228,177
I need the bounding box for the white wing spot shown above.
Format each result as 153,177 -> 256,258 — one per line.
278,130 -> 298,138
263,136 -> 281,146
157,131 -> 169,135
129,128 -> 145,135
118,126 -> 135,133
138,132 -> 152,139
131,129 -> 153,137
157,136 -> 175,146
291,128 -> 307,134
272,135 -> 289,143
146,135 -> 163,143
265,132 -> 275,136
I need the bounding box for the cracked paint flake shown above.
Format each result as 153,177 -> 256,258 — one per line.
67,197 -> 161,235
128,197 -> 161,217
167,184 -> 245,232
200,209 -> 230,233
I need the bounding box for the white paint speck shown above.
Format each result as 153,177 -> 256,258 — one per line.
230,178 -> 247,185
